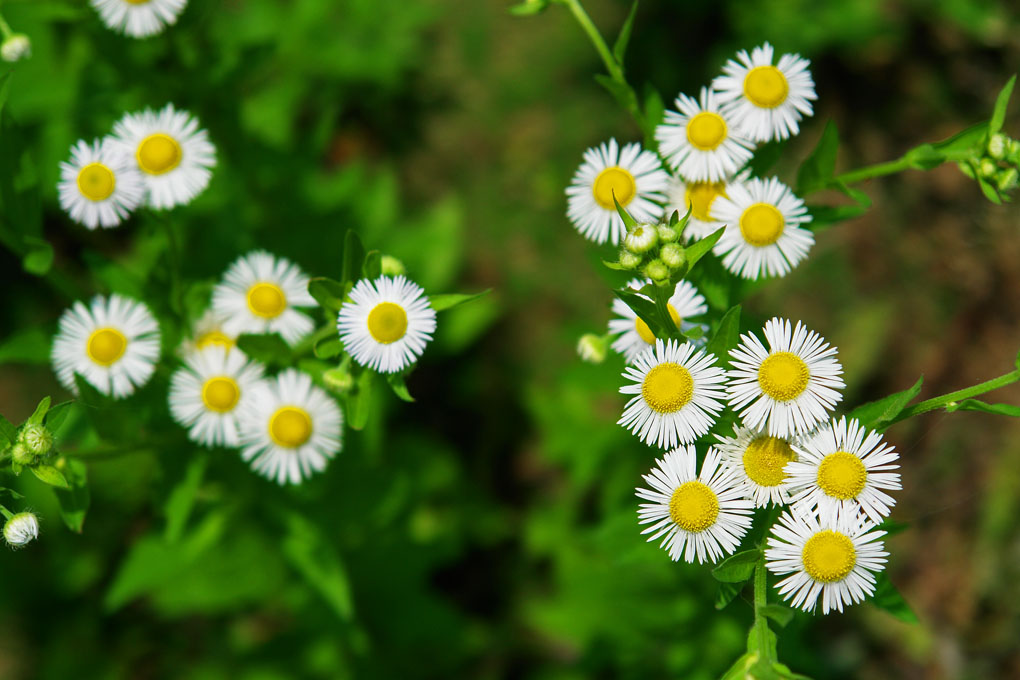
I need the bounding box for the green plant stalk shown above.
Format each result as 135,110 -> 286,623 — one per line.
159,216 -> 184,316
888,368 -> 1020,426
652,284 -> 681,340
834,157 -> 913,185
751,557 -> 774,662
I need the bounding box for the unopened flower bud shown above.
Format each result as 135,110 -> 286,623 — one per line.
19,424 -> 53,457
624,224 -> 658,254
3,512 -> 39,547
643,259 -> 669,284
323,367 -> 354,393
618,250 -> 642,270
979,158 -> 998,179
576,334 -> 608,364
660,243 -> 686,269
381,255 -> 406,277
987,133 -> 1009,160
0,34 -> 31,63
996,167 -> 1019,193
657,225 -> 679,243
10,443 -> 36,467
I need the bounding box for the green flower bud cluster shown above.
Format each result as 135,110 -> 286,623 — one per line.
960,133 -> 1020,197
576,333 -> 608,364
612,221 -> 687,287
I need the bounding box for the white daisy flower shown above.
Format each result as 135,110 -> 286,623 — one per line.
238,369 -> 343,485
608,278 -> 709,364
566,138 -> 669,245
337,275 -> 437,374
619,339 -> 726,449
58,138 -> 145,230
727,318 -> 844,438
168,346 -> 266,448
711,177 -> 814,280
786,417 -> 901,524
211,251 -> 316,346
766,508 -> 888,614
655,88 -> 754,183
664,169 -> 750,242
716,426 -> 803,508
3,512 -> 39,547
179,309 -> 237,356
90,0 -> 188,39
110,103 -> 215,209
636,446 -> 754,563
51,294 -> 161,399
713,42 -> 817,143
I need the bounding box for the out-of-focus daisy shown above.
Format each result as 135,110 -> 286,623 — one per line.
337,275 -> 437,374
110,103 -> 215,209
212,251 -> 315,346
238,369 -> 343,485
619,339 -> 726,449
716,426 -> 802,507
608,278 -> 708,364
766,508 -> 887,614
566,139 -> 669,245
179,309 -> 236,356
787,417 -> 901,524
727,318 -> 844,438
58,138 -> 144,230
51,294 -> 160,399
713,42 -> 817,143
664,169 -> 750,242
656,88 -> 754,183
90,0 -> 188,39
711,177 -> 813,279
637,446 -> 754,563
168,346 -> 265,448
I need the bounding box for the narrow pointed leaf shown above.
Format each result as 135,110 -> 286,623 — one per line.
613,1 -> 640,67
990,74 -> 1017,135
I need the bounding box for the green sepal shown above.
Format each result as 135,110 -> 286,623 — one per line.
429,290 -> 490,312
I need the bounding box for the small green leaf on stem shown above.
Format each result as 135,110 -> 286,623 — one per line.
760,604 -> 795,628
26,396 -> 50,426
846,376 -> 923,430
54,457 -> 89,533
308,277 -> 346,313
716,580 -> 744,610
613,1 -> 640,68
340,229 -> 366,288
429,290 -> 491,312
611,190 -> 639,230
990,74 -> 1017,135
0,414 -> 17,445
386,372 -> 415,403
870,572 -> 919,624
30,463 -> 70,488
508,0 -> 552,16
945,399 -> 1020,417
44,401 -> 74,433
705,305 -> 741,366
683,226 -> 724,274
615,289 -> 664,340
313,336 -> 344,360
797,120 -> 839,195
236,333 -> 291,366
711,548 -> 760,583
22,237 -> 54,276
362,250 -> 382,280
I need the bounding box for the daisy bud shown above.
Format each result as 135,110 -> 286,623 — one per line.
3,512 -> 39,548
643,259 -> 670,284
576,333 -> 608,364
18,424 -> 54,457
380,255 -> 406,277
1007,139 -> 1020,164
657,225 -> 679,243
618,250 -> 643,270
323,367 -> 354,393
660,243 -> 686,269
997,167 -> 1018,193
624,224 -> 659,255
979,158 -> 998,179
987,133 -> 1009,160
10,443 -> 36,467
0,34 -> 31,63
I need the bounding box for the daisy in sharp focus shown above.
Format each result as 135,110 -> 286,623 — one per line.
655,88 -> 754,184
713,42 -> 817,143
711,176 -> 814,280
110,103 -> 215,209
727,318 -> 844,438
609,278 -> 709,364
786,417 -> 901,524
664,169 -> 750,242
619,339 -> 726,449
637,446 -> 754,563
716,426 -> 802,508
212,251 -> 316,346
566,138 -> 669,245
90,0 -> 188,39
337,275 -> 437,374
238,369 -> 343,485
51,294 -> 161,399
58,138 -> 144,230
766,507 -> 888,614
168,346 -> 265,448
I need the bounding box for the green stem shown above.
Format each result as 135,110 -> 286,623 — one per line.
834,157 -> 913,185
0,231 -> 80,301
652,284 -> 681,340
157,214 -> 184,316
888,368 -> 1020,425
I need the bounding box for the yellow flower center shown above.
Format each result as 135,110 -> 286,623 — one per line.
201,376 -> 240,413
634,304 -> 682,345
743,436 -> 797,487
77,163 -> 116,202
246,282 -> 287,319
124,0 -> 152,4
136,133 -> 182,175
592,166 -> 637,210
757,352 -> 809,401
801,530 -> 856,583
268,406 -> 313,448
684,181 -> 727,222
743,65 -> 789,109
367,302 -> 408,344
197,331 -> 234,350
86,327 -> 127,366
686,112 -> 728,151
816,451 -> 868,500
668,481 -> 720,532
739,203 -> 785,246
641,362 -> 694,414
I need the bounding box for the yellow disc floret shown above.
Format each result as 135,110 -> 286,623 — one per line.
686,112 -> 728,151
757,352 -> 809,401
86,327 -> 127,366
743,66 -> 789,109
816,451 -> 868,500
739,203 -> 785,246
592,166 -> 637,210
743,436 -> 797,487
801,530 -> 856,583
136,133 -> 182,175
201,376 -> 240,413
634,304 -> 682,345
269,406 -> 313,448
367,302 -> 409,344
669,481 -> 720,532
641,362 -> 694,413
197,331 -> 234,350
246,283 -> 287,319
77,163 -> 116,202
684,181 -> 728,222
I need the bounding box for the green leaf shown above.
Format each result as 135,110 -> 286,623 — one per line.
508,0 -> 552,16
344,368 -> 375,431
977,173 -> 1003,204
847,376 -> 923,430
931,122 -> 989,155
705,305 -> 741,366
594,74 -> 640,122
903,143 -> 945,170
876,518 -> 910,537
43,401 -> 74,433
615,289 -> 665,339
613,1 -> 640,68
946,399 -> 1020,417
386,372 -> 415,403
643,85 -> 665,147
308,277 -> 346,313
715,580 -> 744,610
236,333 -> 291,365
164,454 -> 207,544
602,259 -> 632,271
747,140 -> 788,177
30,463 -> 70,489
54,458 -> 89,533
871,572 -> 918,624
313,336 -> 344,360
0,414 -> 16,445
362,249 -> 382,279
611,190 -> 639,230
797,120 -> 839,195
73,374 -> 108,410
683,226 -> 725,273
429,289 -> 490,312
340,229 -> 366,287
711,549 -> 760,583
0,327 -> 50,364
22,237 -> 54,276
760,604 -> 795,628
26,396 -> 51,426
280,512 -> 354,621
990,74 -> 1017,135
